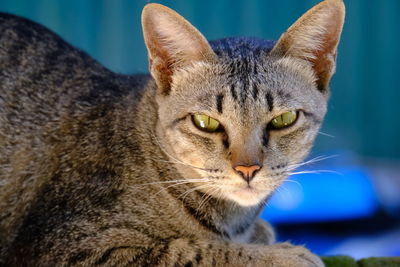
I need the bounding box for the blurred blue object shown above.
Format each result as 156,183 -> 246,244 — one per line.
325,228 -> 400,259
261,166 -> 379,223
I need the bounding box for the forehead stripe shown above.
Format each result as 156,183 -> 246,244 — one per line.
265,92 -> 274,112
252,82 -> 259,100
240,76 -> 249,104
216,93 -> 224,114
230,83 -> 237,100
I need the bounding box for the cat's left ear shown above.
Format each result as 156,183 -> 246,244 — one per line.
142,4 -> 216,94
271,0 -> 345,92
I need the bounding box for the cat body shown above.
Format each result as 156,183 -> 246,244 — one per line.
0,0 -> 344,266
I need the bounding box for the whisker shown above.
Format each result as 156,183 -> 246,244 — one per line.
151,178 -> 212,197
150,133 -> 213,172
197,187 -> 219,212
289,169 -> 343,176
318,131 -> 335,138
278,183 -> 299,202
274,186 -> 287,199
180,184 -> 214,202
131,178 -> 208,188
149,157 -> 214,172
213,187 -> 225,207
284,179 -> 303,189
286,154 -> 338,171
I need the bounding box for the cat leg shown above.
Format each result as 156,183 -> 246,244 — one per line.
80,238 -> 324,267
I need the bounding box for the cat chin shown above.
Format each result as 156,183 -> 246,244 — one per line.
225,187 -> 269,207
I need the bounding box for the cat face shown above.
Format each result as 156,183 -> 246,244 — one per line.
143,1 -> 344,206
156,56 -> 326,206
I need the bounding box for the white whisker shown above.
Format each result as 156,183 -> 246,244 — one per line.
131,178 -> 208,188
197,187 -> 219,212
274,186 -> 286,198
150,133 -> 213,172
150,178 -> 212,197
284,179 -> 303,190
318,131 -> 335,138
286,154 -> 338,172
289,169 -> 343,176
180,184 -> 214,202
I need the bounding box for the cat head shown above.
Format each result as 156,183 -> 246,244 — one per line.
142,0 -> 345,206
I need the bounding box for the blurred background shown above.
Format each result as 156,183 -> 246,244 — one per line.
1,0 -> 399,259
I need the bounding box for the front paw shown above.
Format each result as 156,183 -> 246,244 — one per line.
264,242 -> 324,267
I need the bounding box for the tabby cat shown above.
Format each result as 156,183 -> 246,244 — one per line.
0,0 -> 345,265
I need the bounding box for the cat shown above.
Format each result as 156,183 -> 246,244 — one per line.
0,0 -> 345,265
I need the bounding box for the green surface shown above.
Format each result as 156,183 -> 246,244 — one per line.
358,257 -> 400,267
322,256 -> 358,267
322,256 -> 400,267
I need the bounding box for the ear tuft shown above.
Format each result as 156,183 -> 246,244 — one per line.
142,4 -> 216,94
271,0 -> 345,92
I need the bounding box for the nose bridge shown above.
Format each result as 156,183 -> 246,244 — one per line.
230,130 -> 262,166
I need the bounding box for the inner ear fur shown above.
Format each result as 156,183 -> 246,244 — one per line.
271,0 -> 345,92
142,3 -> 216,94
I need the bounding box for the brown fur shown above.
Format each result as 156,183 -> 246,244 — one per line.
0,0 -> 344,266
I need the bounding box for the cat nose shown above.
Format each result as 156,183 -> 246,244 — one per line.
233,165 -> 261,183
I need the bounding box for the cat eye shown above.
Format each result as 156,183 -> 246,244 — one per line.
192,114 -> 222,132
269,111 -> 298,129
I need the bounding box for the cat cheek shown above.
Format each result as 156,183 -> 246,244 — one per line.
172,138 -> 208,168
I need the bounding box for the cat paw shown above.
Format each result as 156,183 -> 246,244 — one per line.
264,242 -> 324,267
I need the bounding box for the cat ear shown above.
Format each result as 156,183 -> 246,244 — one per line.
142,4 -> 216,94
271,0 -> 345,92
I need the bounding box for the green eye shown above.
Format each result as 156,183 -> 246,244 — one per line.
192,114 -> 221,132
270,111 -> 298,129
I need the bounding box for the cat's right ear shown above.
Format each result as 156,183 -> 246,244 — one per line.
142,4 -> 216,94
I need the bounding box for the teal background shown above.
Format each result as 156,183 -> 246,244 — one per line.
1,0 -> 399,159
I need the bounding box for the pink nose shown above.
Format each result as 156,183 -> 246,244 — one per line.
233,165 -> 261,183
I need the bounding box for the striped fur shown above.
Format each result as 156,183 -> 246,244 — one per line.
0,0 -> 344,265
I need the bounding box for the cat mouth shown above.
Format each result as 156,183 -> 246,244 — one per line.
232,185 -> 263,197
232,185 -> 258,194
226,186 -> 266,206
219,182 -> 270,206
230,182 -> 261,191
